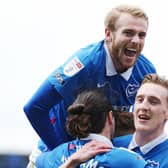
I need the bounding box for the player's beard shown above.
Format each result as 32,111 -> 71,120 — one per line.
111,40 -> 140,73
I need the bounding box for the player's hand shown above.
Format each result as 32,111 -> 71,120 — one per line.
59,140 -> 112,168
71,139 -> 112,163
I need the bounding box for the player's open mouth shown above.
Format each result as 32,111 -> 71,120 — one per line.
138,114 -> 150,120
124,48 -> 136,57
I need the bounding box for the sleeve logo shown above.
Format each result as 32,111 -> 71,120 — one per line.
63,57 -> 84,76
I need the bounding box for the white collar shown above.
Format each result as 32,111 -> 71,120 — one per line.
80,133 -> 113,148
104,43 -> 133,81
129,132 -> 168,154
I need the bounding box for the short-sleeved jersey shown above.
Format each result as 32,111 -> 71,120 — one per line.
113,134 -> 168,168
36,139 -> 151,168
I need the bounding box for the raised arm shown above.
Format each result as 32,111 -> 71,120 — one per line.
23,80 -> 62,150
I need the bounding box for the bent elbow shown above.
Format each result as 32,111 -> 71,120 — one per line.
23,102 -> 33,117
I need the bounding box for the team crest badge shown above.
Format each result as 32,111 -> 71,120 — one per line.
147,159 -> 160,168
126,83 -> 139,98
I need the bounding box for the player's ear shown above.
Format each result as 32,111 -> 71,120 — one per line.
105,28 -> 113,42
165,109 -> 168,120
107,110 -> 113,124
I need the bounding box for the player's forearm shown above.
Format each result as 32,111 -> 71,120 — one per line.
23,79 -> 62,149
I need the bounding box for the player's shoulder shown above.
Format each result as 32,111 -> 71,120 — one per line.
100,147 -> 147,168
115,147 -> 146,164
113,134 -> 133,148
134,54 -> 156,73
74,40 -> 104,58
60,40 -> 105,71
137,54 -> 155,68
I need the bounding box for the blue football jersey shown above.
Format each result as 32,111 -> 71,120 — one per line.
47,40 -> 156,147
36,139 -> 150,168
113,134 -> 168,168
49,40 -> 156,109
24,40 -> 156,149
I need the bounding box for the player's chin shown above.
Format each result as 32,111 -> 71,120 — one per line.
122,59 -> 136,69
135,123 -> 149,132
122,63 -> 134,70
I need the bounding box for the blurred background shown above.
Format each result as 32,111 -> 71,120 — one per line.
0,0 -> 168,167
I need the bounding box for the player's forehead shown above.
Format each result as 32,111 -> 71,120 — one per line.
137,83 -> 168,100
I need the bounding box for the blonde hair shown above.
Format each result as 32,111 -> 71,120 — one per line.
142,74 -> 168,103
104,4 -> 148,31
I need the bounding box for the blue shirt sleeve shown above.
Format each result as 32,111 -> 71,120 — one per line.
23,79 -> 62,150
36,143 -> 67,168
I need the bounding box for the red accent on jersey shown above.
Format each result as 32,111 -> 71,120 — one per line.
68,143 -> 76,150
50,117 -> 55,125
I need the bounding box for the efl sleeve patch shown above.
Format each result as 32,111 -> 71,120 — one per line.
63,57 -> 84,76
